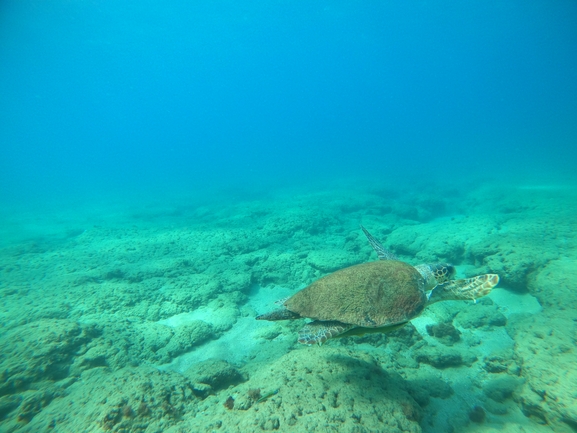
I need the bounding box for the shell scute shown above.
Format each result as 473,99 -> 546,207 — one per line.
285,260 -> 426,328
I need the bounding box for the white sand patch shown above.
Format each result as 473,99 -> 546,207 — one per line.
412,305 -> 515,356
158,284 -> 296,372
488,288 -> 542,318
468,326 -> 514,356
157,305 -> 238,332
410,313 -> 438,342
161,316 -> 279,372
247,283 -> 297,314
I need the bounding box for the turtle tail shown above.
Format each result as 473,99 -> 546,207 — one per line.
256,309 -> 301,321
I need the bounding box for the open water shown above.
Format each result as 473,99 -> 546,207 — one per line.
1,1 -> 576,432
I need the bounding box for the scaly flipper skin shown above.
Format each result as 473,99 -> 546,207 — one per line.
360,225 -> 398,260
428,274 -> 499,304
298,321 -> 355,345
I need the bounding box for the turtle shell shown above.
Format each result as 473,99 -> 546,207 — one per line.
285,260 -> 426,328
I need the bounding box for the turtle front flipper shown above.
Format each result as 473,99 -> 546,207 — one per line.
428,274 -> 499,304
298,321 -> 355,345
256,309 -> 301,321
360,225 -> 398,260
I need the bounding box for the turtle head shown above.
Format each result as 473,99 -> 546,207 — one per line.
430,263 -> 456,283
415,263 -> 456,290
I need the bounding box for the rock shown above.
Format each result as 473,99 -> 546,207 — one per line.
484,399 -> 509,415
182,347 -> 422,433
406,377 -> 454,406
455,299 -> 506,329
158,320 -> 214,359
13,366 -> 199,433
468,405 -> 486,423
0,394 -> 22,420
306,249 -> 358,273
183,360 -> 245,398
253,326 -> 282,341
483,376 -> 523,403
71,317 -> 215,370
414,346 -> 476,369
426,322 -> 461,345
528,258 -> 577,311
0,319 -> 98,396
389,323 -> 423,348
481,350 -> 519,375
16,387 -> 66,423
507,310 -> 577,431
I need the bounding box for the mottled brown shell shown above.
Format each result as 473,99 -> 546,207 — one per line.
285,260 -> 426,328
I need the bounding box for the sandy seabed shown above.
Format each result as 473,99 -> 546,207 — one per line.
1,179 -> 576,433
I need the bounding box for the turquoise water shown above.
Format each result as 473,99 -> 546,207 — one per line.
1,1 -> 577,432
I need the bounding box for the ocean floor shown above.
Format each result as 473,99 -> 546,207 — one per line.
1,179 -> 576,433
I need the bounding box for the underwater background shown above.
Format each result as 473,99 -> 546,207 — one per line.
1,1 -> 576,432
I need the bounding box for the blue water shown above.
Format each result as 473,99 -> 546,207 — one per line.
2,3 -> 577,432
1,0 -> 576,207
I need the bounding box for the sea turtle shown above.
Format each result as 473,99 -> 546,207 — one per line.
256,225 -> 499,345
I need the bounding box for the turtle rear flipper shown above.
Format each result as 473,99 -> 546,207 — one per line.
428,274 -> 499,304
298,321 -> 354,345
360,225 -> 397,260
